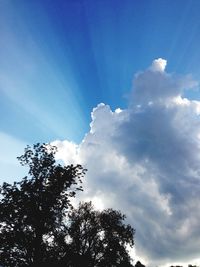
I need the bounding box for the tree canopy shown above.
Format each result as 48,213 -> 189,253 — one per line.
0,143 -> 135,267
66,201 -> 135,267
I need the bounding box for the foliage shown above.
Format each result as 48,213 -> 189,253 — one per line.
0,143 -> 135,267
135,261 -> 145,267
0,143 -> 85,267
65,201 -> 135,267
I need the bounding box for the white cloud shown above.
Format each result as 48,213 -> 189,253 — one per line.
132,60 -> 197,107
51,140 -> 80,165
149,58 -> 167,72
53,59 -> 200,266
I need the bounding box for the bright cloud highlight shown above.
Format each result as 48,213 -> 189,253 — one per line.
53,59 -> 200,266
150,58 -> 167,72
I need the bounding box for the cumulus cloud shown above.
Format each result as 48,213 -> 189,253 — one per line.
149,58 -> 167,72
53,59 -> 200,266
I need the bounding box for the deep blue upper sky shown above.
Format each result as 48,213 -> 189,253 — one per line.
1,0 -> 200,144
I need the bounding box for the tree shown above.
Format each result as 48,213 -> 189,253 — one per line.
135,261 -> 145,267
0,143 -> 135,267
64,201 -> 135,267
0,143 -> 85,267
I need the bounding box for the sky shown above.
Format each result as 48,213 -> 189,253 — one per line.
1,0 -> 200,266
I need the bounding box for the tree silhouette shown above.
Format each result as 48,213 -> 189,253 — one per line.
0,143 -> 85,267
135,261 -> 145,267
64,201 -> 135,267
0,143 -> 135,267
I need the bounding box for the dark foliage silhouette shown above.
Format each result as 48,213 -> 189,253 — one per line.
0,143 -> 85,267
135,261 -> 145,267
0,143 -> 135,267
63,201 -> 135,267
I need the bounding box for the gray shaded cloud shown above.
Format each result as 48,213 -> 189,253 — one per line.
53,59 -> 200,266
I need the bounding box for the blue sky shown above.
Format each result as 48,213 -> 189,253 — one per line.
1,0 -> 200,144
2,1 -> 200,265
